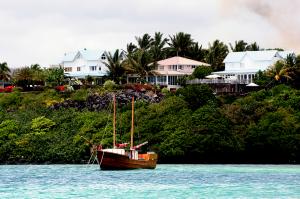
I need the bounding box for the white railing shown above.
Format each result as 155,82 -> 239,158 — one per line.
187,79 -> 251,85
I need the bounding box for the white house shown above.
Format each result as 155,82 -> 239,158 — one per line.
61,49 -> 109,78
213,50 -> 294,84
128,56 -> 210,89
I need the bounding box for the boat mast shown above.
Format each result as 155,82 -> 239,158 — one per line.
113,95 -> 116,148
131,96 -> 134,149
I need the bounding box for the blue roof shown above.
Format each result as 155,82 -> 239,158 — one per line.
79,49 -> 105,60
277,51 -> 295,59
62,51 -> 78,62
223,52 -> 246,62
247,50 -> 277,61
62,49 -> 106,62
223,50 -> 291,63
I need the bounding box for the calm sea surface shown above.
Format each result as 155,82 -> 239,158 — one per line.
0,164 -> 299,198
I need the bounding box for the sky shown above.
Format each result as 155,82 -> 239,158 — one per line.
0,0 -> 299,68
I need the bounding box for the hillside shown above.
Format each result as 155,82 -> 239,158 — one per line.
0,84 -> 299,164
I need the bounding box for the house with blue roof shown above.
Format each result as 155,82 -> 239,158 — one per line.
61,49 -> 110,79
213,50 -> 294,84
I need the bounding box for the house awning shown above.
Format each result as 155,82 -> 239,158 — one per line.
152,70 -> 192,76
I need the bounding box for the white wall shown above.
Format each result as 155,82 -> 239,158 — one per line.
225,56 -> 277,72
225,62 -> 241,71
62,57 -> 109,77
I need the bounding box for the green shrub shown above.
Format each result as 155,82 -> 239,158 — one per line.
70,89 -> 88,101
31,116 -> 56,135
192,65 -> 213,79
176,84 -> 216,110
0,92 -> 22,109
161,87 -> 169,94
103,80 -> 116,90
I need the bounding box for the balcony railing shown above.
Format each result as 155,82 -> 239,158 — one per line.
187,79 -> 252,85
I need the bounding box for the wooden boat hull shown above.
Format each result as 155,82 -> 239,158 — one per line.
97,150 -> 157,170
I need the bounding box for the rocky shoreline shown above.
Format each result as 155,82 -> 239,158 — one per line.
50,89 -> 164,111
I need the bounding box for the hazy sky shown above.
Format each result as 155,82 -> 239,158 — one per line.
0,0 -> 299,68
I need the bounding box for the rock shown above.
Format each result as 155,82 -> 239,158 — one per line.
50,89 -> 164,111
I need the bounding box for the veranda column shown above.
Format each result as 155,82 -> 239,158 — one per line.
166,75 -> 169,86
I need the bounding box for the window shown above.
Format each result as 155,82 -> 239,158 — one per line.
64,67 -> 72,72
157,76 -> 166,83
168,76 -> 178,85
159,66 -> 164,70
148,76 -> 156,83
77,67 -> 81,71
90,66 -> 97,71
192,65 -> 196,69
101,54 -> 106,60
98,66 -> 101,71
168,65 -> 178,70
178,65 -> 183,70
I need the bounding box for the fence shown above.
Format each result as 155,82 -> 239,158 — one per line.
187,78 -> 252,85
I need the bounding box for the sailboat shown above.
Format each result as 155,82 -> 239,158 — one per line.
97,95 -> 158,170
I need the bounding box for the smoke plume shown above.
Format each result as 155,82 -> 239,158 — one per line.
221,0 -> 300,52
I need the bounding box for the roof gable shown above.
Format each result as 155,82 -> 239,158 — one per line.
246,50 -> 277,61
224,50 -> 283,63
62,49 -> 106,62
62,51 -> 78,62
157,56 -> 210,66
79,49 -> 105,60
277,51 -> 295,59
223,52 -> 246,63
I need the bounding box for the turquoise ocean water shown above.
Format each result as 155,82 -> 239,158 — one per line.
0,164 -> 299,198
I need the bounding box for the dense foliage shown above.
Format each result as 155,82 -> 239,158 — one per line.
0,85 -> 299,164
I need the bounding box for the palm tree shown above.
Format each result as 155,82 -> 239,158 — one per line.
266,60 -> 292,83
30,64 -> 46,85
103,49 -> 126,83
125,49 -> 153,81
246,42 -> 260,51
205,40 -> 229,71
13,67 -> 34,88
135,33 -> 153,50
45,67 -> 64,87
126,42 -> 137,55
168,32 -> 194,57
150,32 -> 168,63
187,42 -> 208,61
230,40 -> 248,52
0,62 -> 11,88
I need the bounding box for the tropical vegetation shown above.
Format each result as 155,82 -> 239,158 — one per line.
1,33 -> 300,164
0,82 -> 300,164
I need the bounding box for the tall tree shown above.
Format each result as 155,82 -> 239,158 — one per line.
266,60 -> 291,83
206,40 -> 229,71
126,42 -> 137,55
284,53 -> 300,88
230,40 -> 248,52
150,32 -> 168,63
246,42 -> 260,51
13,67 -> 33,88
125,49 -> 153,81
230,40 -> 260,52
135,33 -> 153,50
103,49 -> 126,83
30,64 -> 46,85
0,62 -> 11,87
187,42 -> 208,61
45,67 -> 64,87
168,32 -> 194,57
